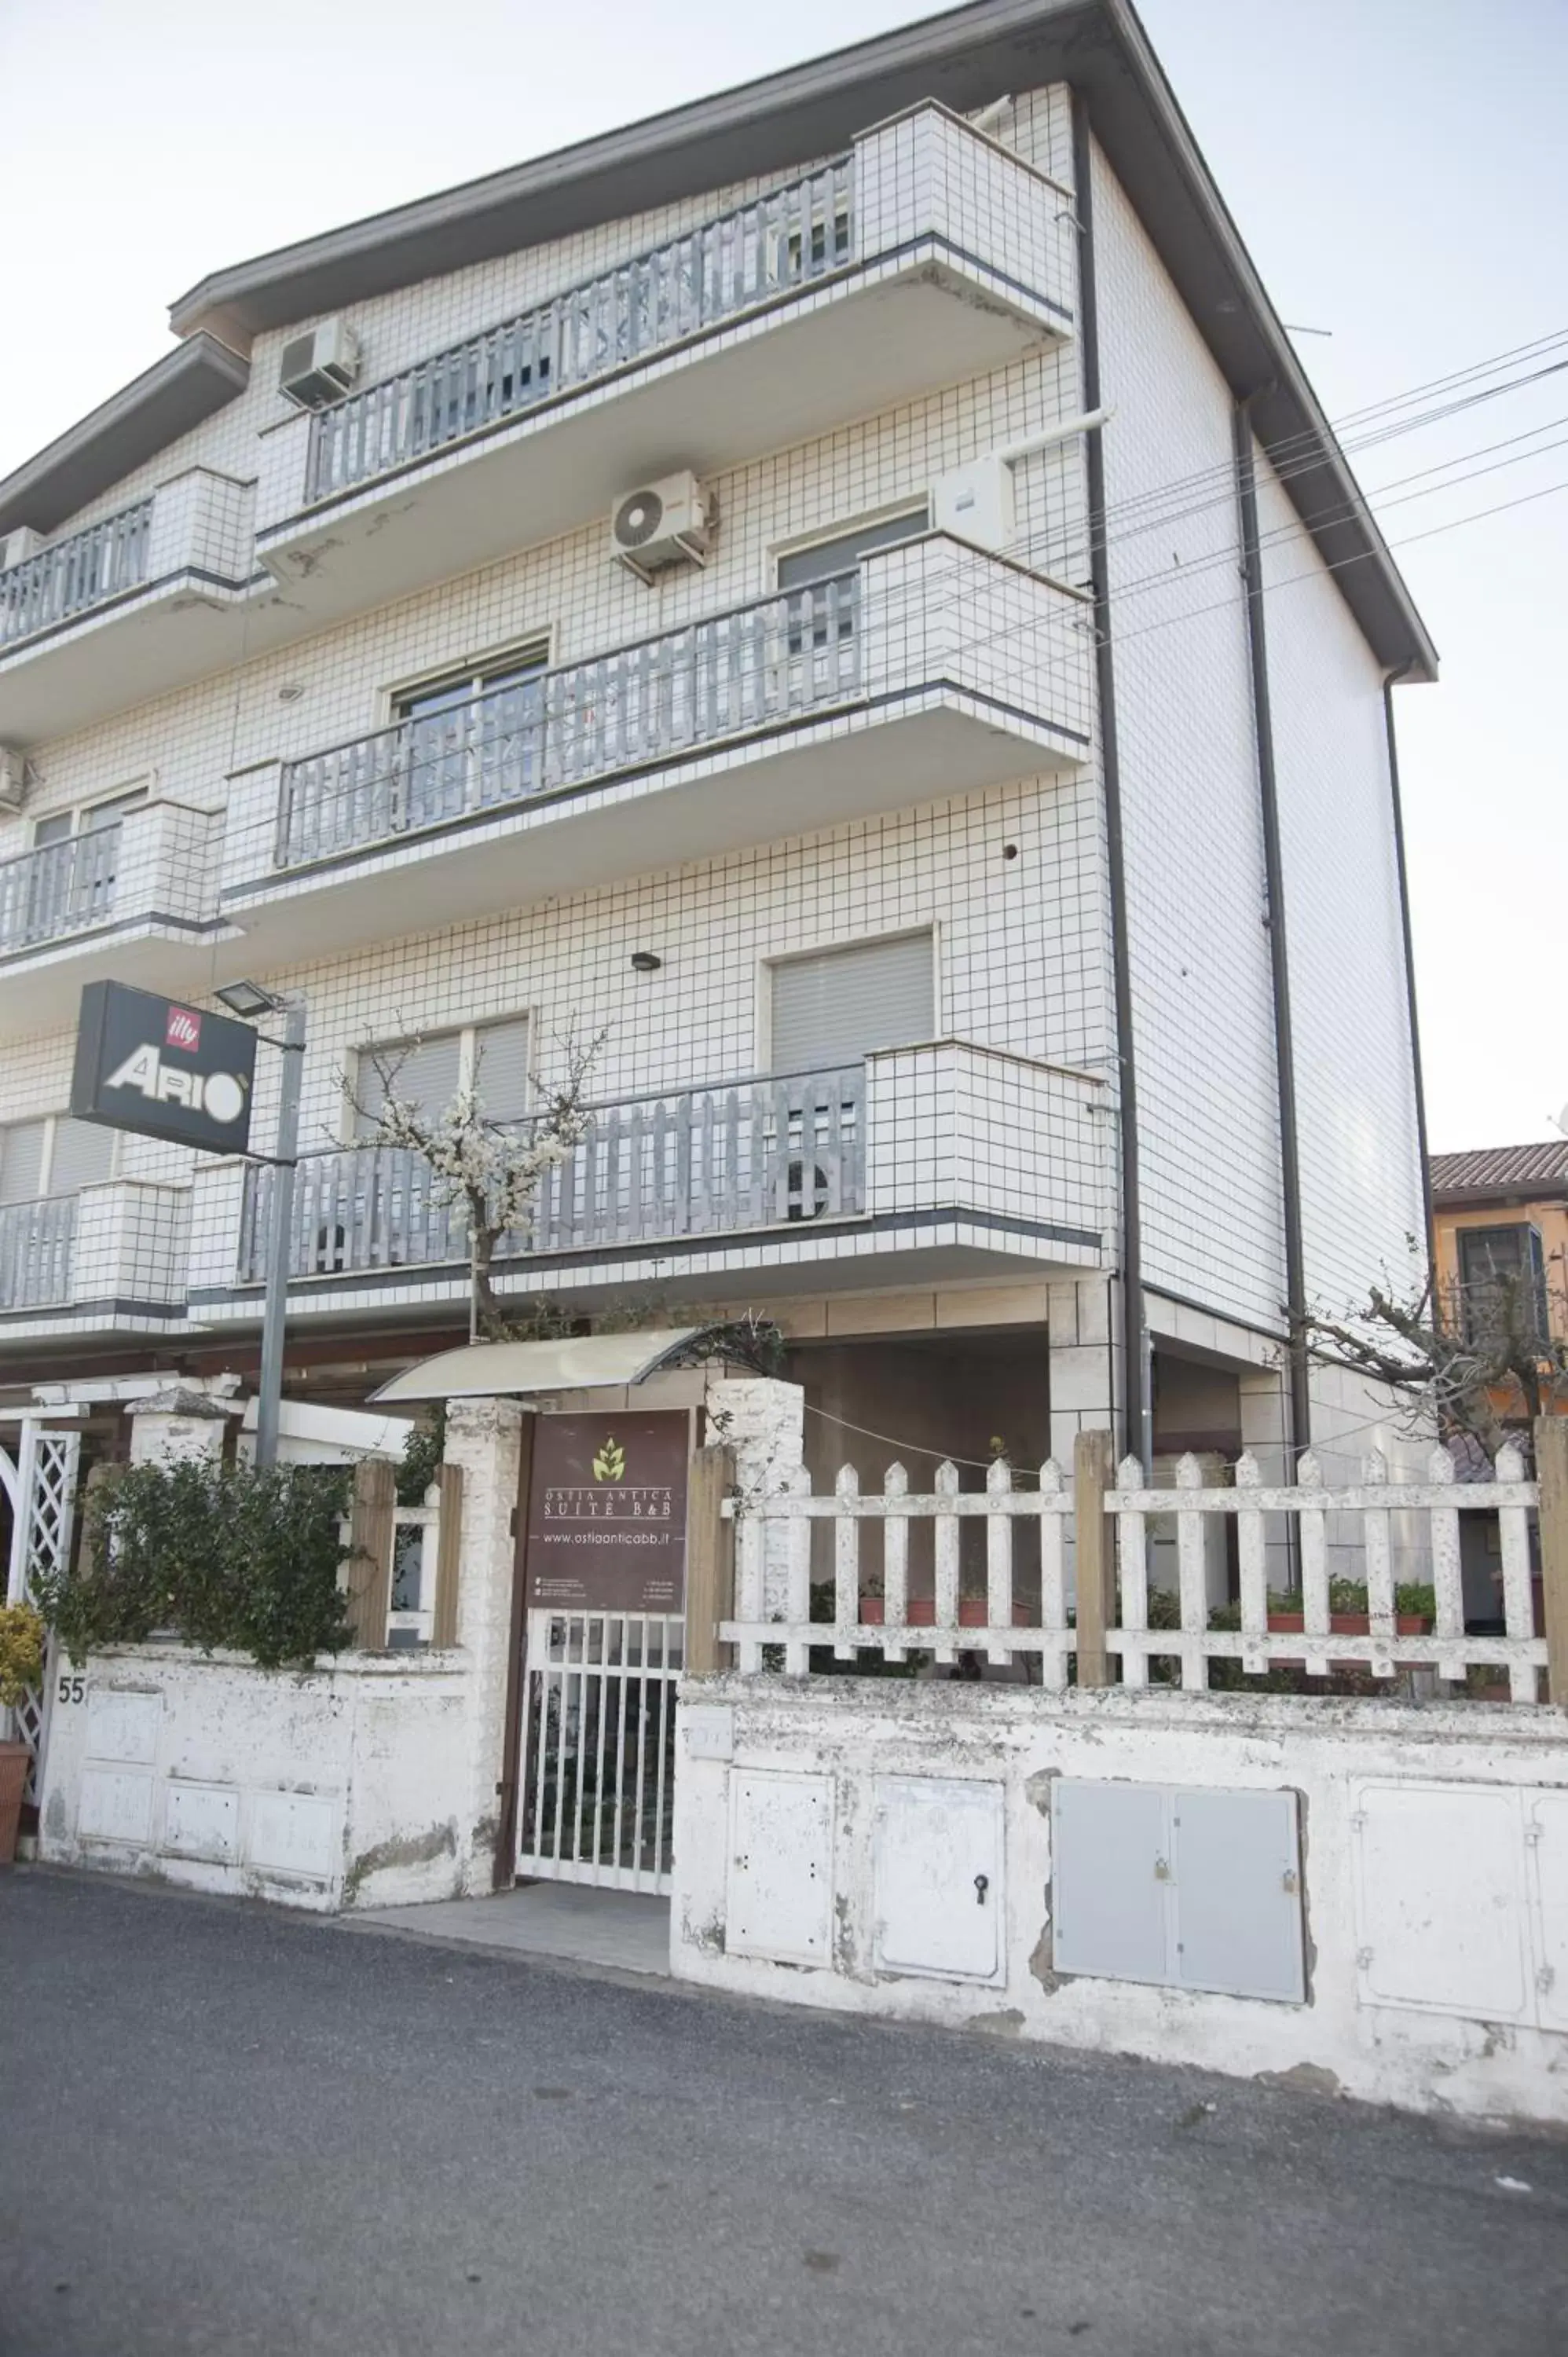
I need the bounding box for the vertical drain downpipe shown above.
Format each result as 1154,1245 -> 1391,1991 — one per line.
1071,91 -> 1151,1471
1233,400 -> 1311,1459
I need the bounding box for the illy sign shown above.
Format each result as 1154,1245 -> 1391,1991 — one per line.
71,980 -> 258,1155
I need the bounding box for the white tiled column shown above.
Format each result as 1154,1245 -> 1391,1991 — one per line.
443,1395 -> 525,1894
1046,1276 -> 1119,1467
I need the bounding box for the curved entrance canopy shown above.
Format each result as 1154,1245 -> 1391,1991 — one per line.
368,1327 -> 712,1406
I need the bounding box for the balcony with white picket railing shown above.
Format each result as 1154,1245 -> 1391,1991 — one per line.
251,104 -> 1075,632
187,1043 -> 1108,1329
0,1181 -> 190,1340
0,471 -> 260,747
217,534 -> 1094,968
0,797 -> 226,1043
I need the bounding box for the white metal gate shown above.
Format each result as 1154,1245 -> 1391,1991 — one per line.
2,1420 -> 80,1806
515,1609 -> 683,1893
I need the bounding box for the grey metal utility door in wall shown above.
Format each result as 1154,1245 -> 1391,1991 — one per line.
769,932 -> 934,1072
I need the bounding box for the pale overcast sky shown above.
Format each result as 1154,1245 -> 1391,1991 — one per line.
2,0 -> 1563,1152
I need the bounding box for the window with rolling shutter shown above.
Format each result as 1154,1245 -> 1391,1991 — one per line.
472,1017 -> 531,1124
47,1116 -> 116,1194
775,506 -> 929,591
769,933 -> 935,1072
356,1033 -> 463,1137
0,1119 -> 47,1204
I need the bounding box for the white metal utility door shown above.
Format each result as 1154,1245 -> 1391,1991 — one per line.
515,1609 -> 683,1893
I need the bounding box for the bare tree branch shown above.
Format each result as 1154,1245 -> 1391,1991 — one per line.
348,1026 -> 607,1341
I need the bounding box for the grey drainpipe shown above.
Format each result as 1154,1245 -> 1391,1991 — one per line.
1071,90 -> 1150,1472
1383,665 -> 1436,1271
1233,398 -> 1312,1461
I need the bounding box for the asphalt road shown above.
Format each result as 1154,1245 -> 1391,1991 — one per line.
2,1869 -> 1566,2357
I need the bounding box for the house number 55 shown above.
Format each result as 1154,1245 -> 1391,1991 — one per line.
57,1675 -> 85,1705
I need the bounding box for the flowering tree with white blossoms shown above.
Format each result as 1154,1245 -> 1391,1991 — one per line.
356,1028 -> 605,1342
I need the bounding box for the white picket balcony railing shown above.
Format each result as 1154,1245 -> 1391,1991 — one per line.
270,570 -> 862,871
236,1064 -> 866,1283
0,500 -> 153,650
305,156 -> 855,504
0,1195 -> 77,1311
720,1445 -> 1552,1703
0,826 -> 121,954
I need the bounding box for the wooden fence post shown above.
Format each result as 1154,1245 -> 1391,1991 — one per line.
430,1462 -> 464,1649
1073,1429 -> 1116,1689
1537,1416 -> 1568,1707
683,1443 -> 737,1676
344,1457 -> 396,1650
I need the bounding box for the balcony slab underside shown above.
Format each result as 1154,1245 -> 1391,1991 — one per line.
221,692 -> 1085,968
257,254 -> 1061,625
187,1214 -> 1104,1336
0,915 -> 236,1047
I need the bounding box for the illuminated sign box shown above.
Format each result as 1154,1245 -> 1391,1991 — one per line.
70,980 -> 258,1157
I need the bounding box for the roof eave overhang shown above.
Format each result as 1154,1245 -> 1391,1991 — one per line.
10,0 -> 1434,679
0,334 -> 251,540
165,0 -> 1434,678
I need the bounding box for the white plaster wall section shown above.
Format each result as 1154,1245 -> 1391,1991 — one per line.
671,1676 -> 1568,2124
38,1648 -> 473,1911
443,1396 -> 526,1893
1251,441 -> 1423,1320
1088,138 -> 1287,1338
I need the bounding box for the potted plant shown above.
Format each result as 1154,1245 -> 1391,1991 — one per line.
0,1600 -> 46,1865
1257,1579 -> 1434,1665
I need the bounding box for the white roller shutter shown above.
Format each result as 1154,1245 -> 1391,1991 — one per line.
769,933 -> 934,1072
356,1033 -> 462,1135
48,1116 -> 116,1193
472,1017 -> 531,1123
0,1119 -> 47,1204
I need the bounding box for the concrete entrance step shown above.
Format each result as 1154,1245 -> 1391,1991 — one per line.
355,1882 -> 671,1978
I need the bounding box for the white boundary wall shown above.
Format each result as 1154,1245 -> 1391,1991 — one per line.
671,1677 -> 1568,2124
38,1648 -> 475,1912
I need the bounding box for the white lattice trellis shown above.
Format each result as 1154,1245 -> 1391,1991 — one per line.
5,1422 -> 80,1805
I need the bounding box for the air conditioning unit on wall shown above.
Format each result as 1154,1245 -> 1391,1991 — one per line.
0,526 -> 43,573
277,318 -> 361,412
610,472 -> 713,582
0,748 -> 30,811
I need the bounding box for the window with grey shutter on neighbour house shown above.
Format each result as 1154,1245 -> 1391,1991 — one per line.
1457,1223 -> 1551,1346
769,933 -> 935,1072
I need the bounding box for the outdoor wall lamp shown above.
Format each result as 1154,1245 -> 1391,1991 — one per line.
630,951 -> 662,972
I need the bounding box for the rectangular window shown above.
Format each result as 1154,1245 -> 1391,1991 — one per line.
471,1016 -> 531,1124
1457,1224 -> 1550,1346
775,506 -> 929,594
46,1117 -> 116,1194
769,933 -> 935,1072
354,1017 -> 531,1138
356,1034 -> 463,1138
0,1114 -> 115,1203
391,646 -> 548,830
0,1119 -> 47,1205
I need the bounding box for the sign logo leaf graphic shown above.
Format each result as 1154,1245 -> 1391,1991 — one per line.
592,1437 -> 626,1483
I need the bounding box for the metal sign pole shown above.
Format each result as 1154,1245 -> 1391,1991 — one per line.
255,998 -> 306,1470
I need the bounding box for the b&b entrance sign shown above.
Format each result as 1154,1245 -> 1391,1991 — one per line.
70,980 -> 257,1156
525,1412 -> 690,1615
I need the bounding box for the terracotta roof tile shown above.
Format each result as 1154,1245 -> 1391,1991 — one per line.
1431,1142 -> 1568,1198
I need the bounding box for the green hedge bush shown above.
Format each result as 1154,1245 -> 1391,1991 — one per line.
36,1459 -> 353,1671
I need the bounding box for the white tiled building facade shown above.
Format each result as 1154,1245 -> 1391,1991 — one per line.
0,2 -> 1434,1485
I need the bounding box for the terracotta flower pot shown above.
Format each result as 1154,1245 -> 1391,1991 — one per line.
0,1740 -> 31,1867
1263,1610 -> 1427,1670
855,1596 -> 1030,1628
